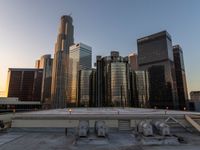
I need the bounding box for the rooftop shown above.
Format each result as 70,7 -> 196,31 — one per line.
16,107 -> 200,115
1,108 -> 200,150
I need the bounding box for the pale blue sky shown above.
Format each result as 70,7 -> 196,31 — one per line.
0,0 -> 200,94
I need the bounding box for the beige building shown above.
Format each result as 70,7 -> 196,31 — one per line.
128,52 -> 138,71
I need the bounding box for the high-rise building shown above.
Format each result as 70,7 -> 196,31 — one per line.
51,15 -> 74,108
137,31 -> 178,109
148,65 -> 170,108
129,70 -> 137,107
173,45 -> 188,109
135,71 -> 149,108
36,54 -> 53,109
68,43 -> 92,106
90,69 -> 96,107
96,51 -> 131,107
128,52 -> 138,70
6,68 -> 43,101
78,69 -> 95,107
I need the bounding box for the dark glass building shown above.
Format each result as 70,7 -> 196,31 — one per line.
135,71 -> 149,108
35,54 -> 53,109
129,70 -> 137,107
96,51 -> 131,107
148,65 -> 171,108
137,31 -> 178,109
173,45 -> 188,109
6,68 -> 43,101
78,69 -> 95,107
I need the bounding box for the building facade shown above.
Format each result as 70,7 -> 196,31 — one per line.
137,31 -> 178,109
78,69 -> 95,107
173,45 -> 188,109
190,91 -> 200,101
96,51 -> 131,107
6,68 -> 43,101
128,52 -> 138,70
134,71 -> 149,108
148,65 -> 171,108
51,15 -> 74,108
0,97 -> 41,112
36,54 -> 53,109
68,43 -> 92,106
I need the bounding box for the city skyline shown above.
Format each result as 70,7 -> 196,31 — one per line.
0,0 -> 200,95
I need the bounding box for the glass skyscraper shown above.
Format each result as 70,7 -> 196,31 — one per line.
135,71 -> 149,108
173,45 -> 188,109
96,51 -> 130,107
51,15 -> 74,108
137,31 -> 178,109
35,54 -> 53,109
78,69 -> 95,107
148,65 -> 170,108
68,43 -> 92,106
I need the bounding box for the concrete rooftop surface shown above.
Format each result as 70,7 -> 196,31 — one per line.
1,108 -> 200,150
0,131 -> 200,150
14,107 -> 200,115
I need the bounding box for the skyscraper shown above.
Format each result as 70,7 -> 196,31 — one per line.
68,43 -> 92,106
36,54 -> 53,109
128,52 -> 138,71
78,69 -> 94,107
135,71 -> 149,108
51,15 -> 74,108
6,68 -> 43,101
148,65 -> 169,108
173,45 -> 188,109
96,51 -> 131,107
137,31 -> 178,109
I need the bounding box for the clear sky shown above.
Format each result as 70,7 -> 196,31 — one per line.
0,0 -> 200,94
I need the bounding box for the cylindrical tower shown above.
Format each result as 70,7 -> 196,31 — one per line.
51,15 -> 74,108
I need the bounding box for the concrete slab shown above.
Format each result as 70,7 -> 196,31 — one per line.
0,133 -> 23,146
0,131 -> 199,150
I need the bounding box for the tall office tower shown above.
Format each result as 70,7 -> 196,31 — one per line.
96,51 -> 131,107
68,43 -> 92,106
96,55 -> 103,107
129,71 -> 137,107
6,68 -> 43,101
173,45 -> 188,109
36,54 -> 53,109
137,31 -> 178,109
148,65 -> 169,108
128,52 -> 138,70
51,15 -> 74,108
90,69 -> 96,107
135,71 -> 149,108
78,69 -> 95,107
